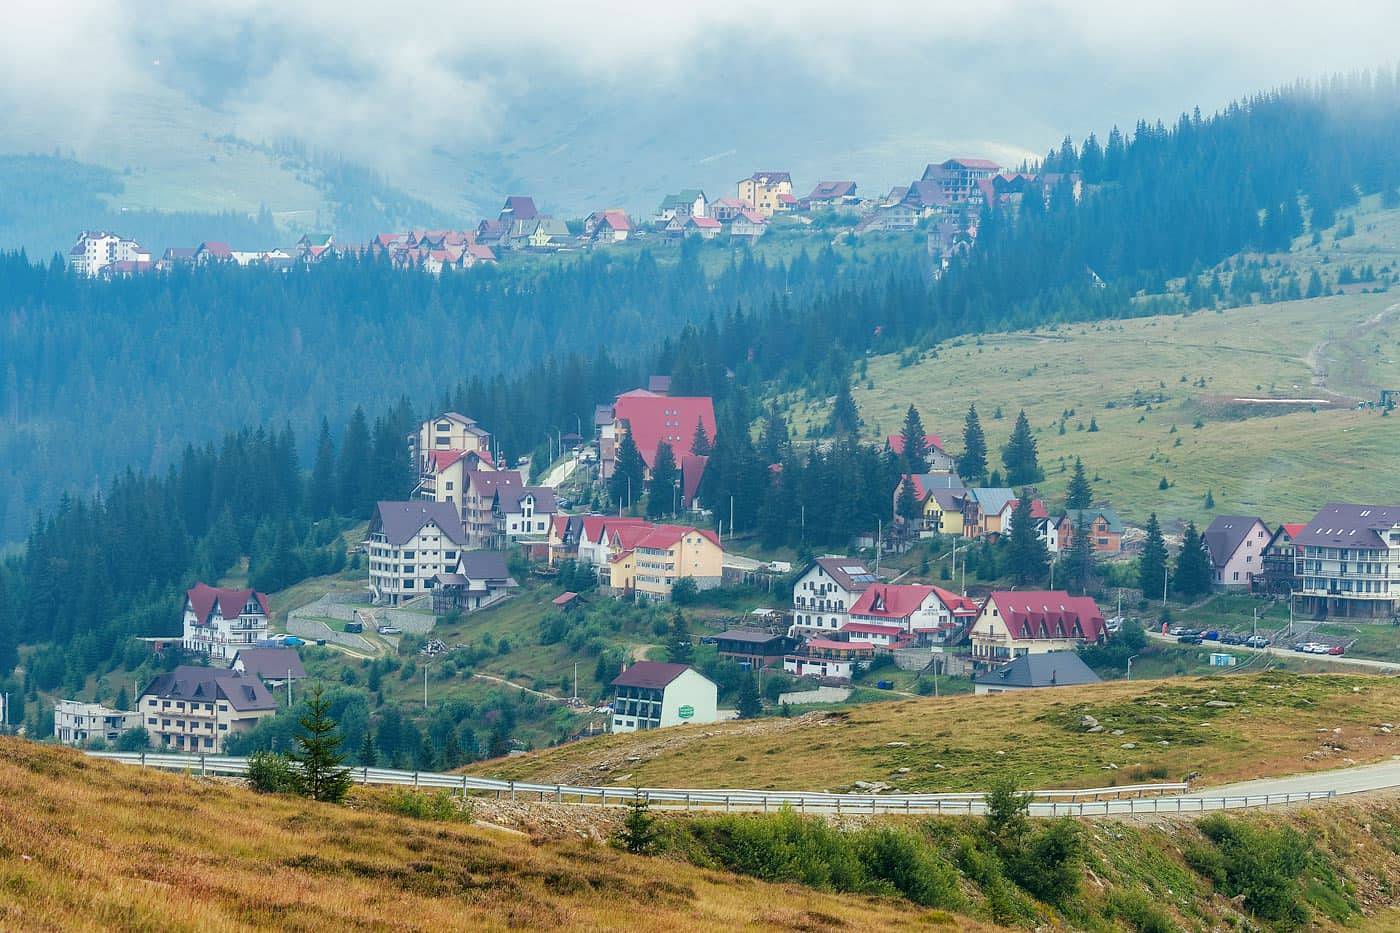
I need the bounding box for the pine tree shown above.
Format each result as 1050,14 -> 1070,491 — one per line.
1001,410 -> 1042,486
691,418 -> 713,457
646,441 -> 678,518
898,404 -> 929,474
1139,513 -> 1168,600
619,793 -> 658,854
608,432 -> 646,513
896,475 -> 922,523
1204,489 -> 1216,509
827,380 -> 861,439
1065,510 -> 1095,595
335,406 -> 372,518
1006,494 -> 1048,585
666,610 -> 693,665
358,727 -> 377,766
1065,457 -> 1093,509
292,686 -> 353,803
1172,522 -> 1213,599
958,404 -> 987,482
737,673 -> 763,719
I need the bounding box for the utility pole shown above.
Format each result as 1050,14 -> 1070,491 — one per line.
729,495 -> 735,539
1127,655 -> 1139,680
424,663 -> 430,709
1163,565 -> 1169,607
875,519 -> 882,576
573,661 -> 579,702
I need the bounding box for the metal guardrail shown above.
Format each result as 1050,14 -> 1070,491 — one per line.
81,751 -> 1338,815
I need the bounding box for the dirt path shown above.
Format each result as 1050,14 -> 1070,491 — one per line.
471,672 -> 563,701
1305,299 -> 1399,396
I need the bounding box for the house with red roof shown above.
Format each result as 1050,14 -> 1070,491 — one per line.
1261,522 -> 1307,595
728,209 -> 769,239
802,181 -> 859,210
599,390 -> 717,481
848,582 -> 980,645
584,209 -> 632,244
576,515 -> 651,568
182,583 -> 270,660
194,241 -> 233,264
680,454 -> 709,510
409,412 -> 493,476
783,638 -> 878,682
672,213 -> 721,239
968,591 -> 1107,664
737,171 -> 794,217
886,433 -> 955,472
603,523 -> 723,601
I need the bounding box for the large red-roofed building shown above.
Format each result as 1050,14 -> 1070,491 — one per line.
968,590 -> 1106,664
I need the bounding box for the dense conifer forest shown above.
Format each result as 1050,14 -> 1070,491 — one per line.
4,74 -> 1400,712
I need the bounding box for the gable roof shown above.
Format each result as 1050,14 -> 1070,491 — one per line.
850,583 -> 936,620
807,557 -> 877,593
930,585 -> 980,616
495,485 -> 558,514
1059,506 -> 1125,534
499,196 -> 538,221
634,524 -> 721,551
974,652 -> 1101,689
455,550 -> 512,581
686,214 -> 722,229
232,647 -> 306,680
613,393 -> 717,468
1202,515 -> 1269,567
371,501 -> 467,546
943,157 -> 1001,171
806,180 -> 857,200
968,488 -> 1016,516
140,666 -> 277,711
186,583 -> 269,623
611,661 -> 697,689
1295,503 -> 1400,550
887,434 -> 944,456
987,591 -> 1106,642
746,171 -> 792,185
680,453 -> 709,507
905,472 -> 964,501
465,469 -> 523,496
581,515 -> 649,546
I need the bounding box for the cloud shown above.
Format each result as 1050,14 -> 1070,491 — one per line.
3,1 -> 1399,212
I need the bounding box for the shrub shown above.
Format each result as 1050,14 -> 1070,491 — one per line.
1010,819 -> 1082,906
857,826 -> 961,907
1190,814 -> 1311,922
384,789 -> 473,823
246,750 -> 301,795
1105,889 -> 1177,933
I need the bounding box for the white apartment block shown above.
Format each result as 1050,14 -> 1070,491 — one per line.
183,584 -> 270,661
1295,504 -> 1400,619
368,501 -> 468,605
53,699 -> 141,746
68,231 -> 149,277
138,667 -> 278,753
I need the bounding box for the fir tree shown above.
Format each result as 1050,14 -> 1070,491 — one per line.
608,432 -> 646,513
358,727 -> 377,766
827,380 -> 861,439
691,418 -> 713,457
1204,489 -> 1216,509
619,793 -> 658,854
1139,513 -> 1168,600
1006,494 -> 1049,585
898,404 -> 929,474
958,404 -> 987,482
335,406 -> 372,518
896,475 -> 922,523
1001,410 -> 1042,486
646,441 -> 678,518
1172,522 -> 1213,599
737,673 -> 763,719
666,610 -> 693,665
1065,457 -> 1093,509
292,686 -> 353,803
1065,510 -> 1095,595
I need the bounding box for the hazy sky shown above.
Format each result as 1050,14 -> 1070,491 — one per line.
5,1 -> 1400,211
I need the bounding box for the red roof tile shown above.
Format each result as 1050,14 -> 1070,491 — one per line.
186,583 -> 268,623
850,583 -> 936,620
613,394 -> 717,469
988,591 -> 1105,641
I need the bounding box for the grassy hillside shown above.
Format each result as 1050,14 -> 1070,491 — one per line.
796,291 -> 1398,528
0,738 -> 942,931
476,672 -> 1400,793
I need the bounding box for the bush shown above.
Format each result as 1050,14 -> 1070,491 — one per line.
1010,819 -> 1082,906
1105,889 -> 1177,933
384,789 -> 473,823
1191,815 -> 1311,923
114,727 -> 150,751
670,577 -> 699,605
246,750 -> 301,795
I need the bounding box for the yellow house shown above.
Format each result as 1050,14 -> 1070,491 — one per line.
737,172 -> 793,217
633,525 -> 724,601
895,474 -> 966,536
609,548 -> 637,593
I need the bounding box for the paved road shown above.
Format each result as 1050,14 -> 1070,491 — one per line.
1146,630 -> 1400,673
1198,757 -> 1400,799
537,457 -> 578,489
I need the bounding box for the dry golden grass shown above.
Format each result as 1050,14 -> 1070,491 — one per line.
0,739 -> 970,932
476,672 -> 1400,793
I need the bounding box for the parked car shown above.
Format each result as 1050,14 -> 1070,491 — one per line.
1291,642 -> 1309,652
1220,633 -> 1244,645
1328,645 -> 1346,656
1202,630 -> 1220,641
875,680 -> 894,690
1245,635 -> 1270,648
1168,626 -> 1188,636
1305,643 -> 1331,654
1177,633 -> 1204,645
282,636 -> 305,646
376,624 -> 402,636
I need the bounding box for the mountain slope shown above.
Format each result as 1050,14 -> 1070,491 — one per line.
0,738 -> 938,931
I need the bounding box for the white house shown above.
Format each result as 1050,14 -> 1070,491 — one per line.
432,550 -> 519,614
972,653 -> 1101,695
968,591 -> 1107,664
367,501 -> 468,605
462,469 -> 524,548
53,700 -> 140,746
493,486 -> 558,549
790,557 -> 878,636
609,662 -> 718,733
1294,503 -> 1400,618
138,666 -> 278,753
182,584 -> 270,660
847,582 -> 980,644
409,412 -> 492,474
576,516 -> 651,568
68,231 -> 149,277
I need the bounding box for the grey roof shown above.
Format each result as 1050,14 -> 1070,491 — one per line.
1059,506 -> 1125,534
231,647 -> 306,680
141,666 -> 278,711
495,485 -> 558,514
455,550 -> 513,582
658,189 -> 706,211
928,488 -> 967,511
810,556 -> 878,592
1202,515 -> 1268,567
973,652 -> 1101,689
372,501 -> 467,547
466,470 -> 523,496
969,488 -> 1016,515
715,629 -> 787,645
1295,503 -> 1400,550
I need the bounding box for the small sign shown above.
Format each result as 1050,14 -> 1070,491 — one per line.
677,705 -> 695,719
